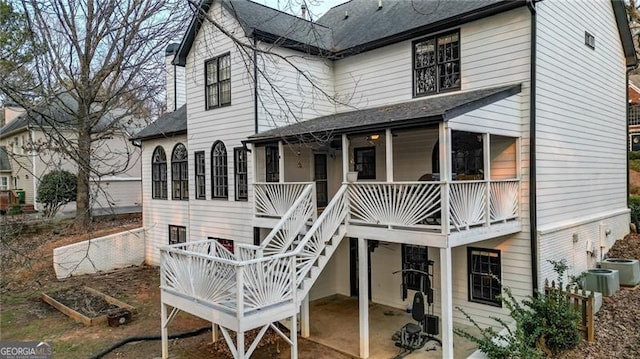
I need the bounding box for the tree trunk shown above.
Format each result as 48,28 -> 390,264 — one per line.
75,114 -> 92,229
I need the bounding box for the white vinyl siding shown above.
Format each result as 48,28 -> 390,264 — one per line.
183,2 -> 255,244
535,0 -> 627,226
141,137 -> 189,265
256,45 -> 335,132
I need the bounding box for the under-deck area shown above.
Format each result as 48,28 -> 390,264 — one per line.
307,295 -> 480,359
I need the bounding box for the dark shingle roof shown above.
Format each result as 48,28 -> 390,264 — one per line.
317,0 -> 516,53
174,0 -> 525,64
247,84 -> 521,143
131,105 -> 187,141
0,146 -> 10,173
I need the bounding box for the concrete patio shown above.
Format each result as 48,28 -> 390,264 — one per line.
306,295 -> 481,359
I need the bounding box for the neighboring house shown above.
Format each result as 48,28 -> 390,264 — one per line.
0,97 -> 143,215
629,77 -> 640,150
133,1 -> 636,358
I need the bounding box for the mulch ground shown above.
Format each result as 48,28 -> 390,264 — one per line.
559,232 -> 640,359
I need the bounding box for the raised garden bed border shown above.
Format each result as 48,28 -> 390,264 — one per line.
42,286 -> 136,326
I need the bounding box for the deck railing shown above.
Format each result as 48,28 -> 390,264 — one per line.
254,182 -> 309,218
347,179 -> 519,233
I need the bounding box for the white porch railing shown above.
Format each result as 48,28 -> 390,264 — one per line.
259,183 -> 316,256
254,182 -> 309,218
347,180 -> 519,233
348,182 -> 441,229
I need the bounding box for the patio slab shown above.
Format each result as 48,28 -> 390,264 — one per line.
307,295 -> 480,359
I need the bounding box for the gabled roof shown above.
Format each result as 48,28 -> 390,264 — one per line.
0,146 -> 11,173
612,0 -> 638,68
247,84 -> 522,144
174,0 -> 527,65
131,105 -> 187,141
0,94 -> 134,139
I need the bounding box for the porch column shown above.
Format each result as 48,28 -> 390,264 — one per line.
212,323 -> 219,342
342,134 -> 350,182
358,237 -> 369,358
385,128 -> 393,182
483,133 -> 491,226
301,294 -> 310,338
440,246 -> 454,358
161,302 -> 169,359
439,123 -> 451,235
251,144 -> 259,183
278,141 -> 285,183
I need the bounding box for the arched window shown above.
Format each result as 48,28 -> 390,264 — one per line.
171,143 -> 189,200
211,141 -> 228,198
152,146 -> 167,199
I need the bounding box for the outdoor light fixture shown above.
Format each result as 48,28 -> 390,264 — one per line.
366,134 -> 380,141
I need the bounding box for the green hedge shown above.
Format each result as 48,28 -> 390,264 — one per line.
630,151 -> 640,160
630,195 -> 640,226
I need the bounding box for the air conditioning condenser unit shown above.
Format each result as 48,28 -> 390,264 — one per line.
583,269 -> 620,297
600,258 -> 640,286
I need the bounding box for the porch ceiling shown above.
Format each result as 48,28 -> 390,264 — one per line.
247,83 -> 521,144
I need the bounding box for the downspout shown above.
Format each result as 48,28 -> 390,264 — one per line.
30,127 -> 38,211
173,62 -> 178,111
527,0 -> 538,295
253,37 -> 259,134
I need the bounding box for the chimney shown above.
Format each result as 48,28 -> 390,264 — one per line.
301,4 -> 307,19
2,102 -> 25,127
165,43 -> 185,112
378,0 -> 383,10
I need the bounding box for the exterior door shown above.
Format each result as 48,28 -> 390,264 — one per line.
314,154 -> 328,207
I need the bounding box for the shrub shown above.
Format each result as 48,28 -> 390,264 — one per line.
37,170 -> 77,218
630,151 -> 640,160
630,195 -> 640,227
455,261 -> 580,358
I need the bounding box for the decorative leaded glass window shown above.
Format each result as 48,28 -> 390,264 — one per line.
414,31 -> 460,96
234,147 -> 248,201
211,141 -> 228,198
468,247 -> 502,307
205,53 -> 231,109
152,146 -> 167,199
171,143 -> 189,200
195,151 -> 205,199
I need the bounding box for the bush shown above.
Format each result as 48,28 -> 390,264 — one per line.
630,151 -> 640,160
630,195 -> 640,227
455,261 -> 580,358
37,170 -> 77,218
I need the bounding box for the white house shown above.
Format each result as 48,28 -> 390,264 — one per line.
132,0 -> 636,358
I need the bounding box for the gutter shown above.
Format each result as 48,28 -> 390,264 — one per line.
527,0 -> 538,295
254,37 -> 259,134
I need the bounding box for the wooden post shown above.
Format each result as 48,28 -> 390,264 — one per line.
483,133 -> 491,226
342,134 -> 349,183
291,256 -> 298,359
440,247 -> 454,358
301,294 -> 310,338
358,238 -> 369,358
439,123 -> 451,235
385,128 -> 393,182
161,302 -> 169,359
212,323 -> 219,342
278,141 -> 285,183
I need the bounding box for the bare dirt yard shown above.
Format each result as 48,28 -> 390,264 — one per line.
0,214 -> 349,359
1,214 -> 639,358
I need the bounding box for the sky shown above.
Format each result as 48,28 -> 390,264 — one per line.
258,0 -> 349,19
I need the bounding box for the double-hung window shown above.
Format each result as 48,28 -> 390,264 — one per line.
414,31 -> 460,96
234,147 -> 248,201
211,141 -> 228,198
168,225 -> 186,245
205,53 -> 231,109
152,146 -> 167,199
265,146 -> 279,182
468,247 -> 502,307
354,147 -> 376,180
195,151 -> 205,199
171,143 -> 189,200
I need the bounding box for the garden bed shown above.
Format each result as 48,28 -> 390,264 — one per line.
42,286 -> 135,326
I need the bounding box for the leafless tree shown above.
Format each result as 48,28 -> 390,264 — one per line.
1,0 -> 189,228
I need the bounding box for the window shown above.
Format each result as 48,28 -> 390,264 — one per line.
234,147 -> 248,201
354,147 -> 376,180
414,31 -> 460,96
171,143 -> 189,200
265,146 -> 279,182
209,236 -> 234,253
195,151 -> 205,199
205,53 -> 231,109
152,146 -> 167,199
402,244 -> 433,300
314,154 -> 328,207
169,225 -> 186,245
468,247 -> 502,307
211,141 -> 228,198
0,177 -> 8,190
